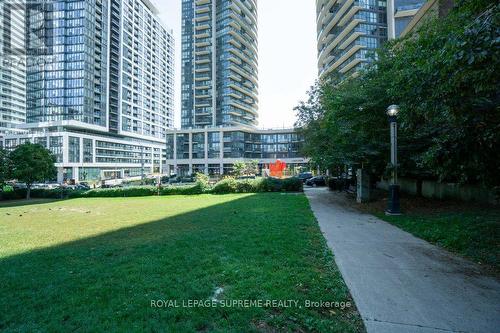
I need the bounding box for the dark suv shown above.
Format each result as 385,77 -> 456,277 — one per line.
297,172 -> 313,183
305,176 -> 327,187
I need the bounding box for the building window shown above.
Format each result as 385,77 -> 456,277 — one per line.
83,138 -> 93,163
69,136 -> 80,163
49,136 -> 63,163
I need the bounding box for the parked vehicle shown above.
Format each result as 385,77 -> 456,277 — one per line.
305,176 -> 327,187
12,182 -> 27,189
180,176 -> 195,183
76,183 -> 90,190
79,182 -> 90,189
297,172 -> 313,183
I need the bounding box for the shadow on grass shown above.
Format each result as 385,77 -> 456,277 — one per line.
0,198 -> 62,208
0,194 -> 364,333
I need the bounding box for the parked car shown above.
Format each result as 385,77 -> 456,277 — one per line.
297,172 -> 313,183
76,183 -> 90,190
12,182 -> 27,189
305,176 -> 327,187
180,176 -> 195,183
45,182 -> 61,189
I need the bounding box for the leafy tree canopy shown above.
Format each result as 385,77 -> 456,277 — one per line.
0,148 -> 10,187
10,143 -> 56,198
296,0 -> 500,185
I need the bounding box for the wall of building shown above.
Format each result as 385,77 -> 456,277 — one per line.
0,1 -> 26,134
165,126 -> 308,176
0,0 -> 175,183
0,127 -> 166,183
316,0 -> 388,78
181,0 -> 258,128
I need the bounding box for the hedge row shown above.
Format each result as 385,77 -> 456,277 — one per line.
0,188 -> 77,200
0,177 -> 303,200
82,184 -> 206,197
211,177 -> 303,194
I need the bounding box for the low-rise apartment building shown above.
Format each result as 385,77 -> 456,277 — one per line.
165,125 -> 308,177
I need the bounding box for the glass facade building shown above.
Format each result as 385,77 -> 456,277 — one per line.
175,0 -> 306,173
0,0 -> 175,183
165,126 -> 307,177
0,0 -> 26,134
316,0 -> 388,78
114,0 -> 175,140
23,0 -> 174,140
181,0 -> 258,128
388,0 -> 426,38
26,0 -> 109,126
316,0 -> 426,78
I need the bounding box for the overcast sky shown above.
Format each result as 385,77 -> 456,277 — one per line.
156,0 -> 318,129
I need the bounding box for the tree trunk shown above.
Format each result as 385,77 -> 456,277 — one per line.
26,185 -> 31,200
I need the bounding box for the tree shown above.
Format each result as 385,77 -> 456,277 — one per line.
10,143 -> 56,199
0,148 -> 10,188
296,1 -> 500,186
232,161 -> 246,178
232,160 -> 259,177
244,160 -> 259,176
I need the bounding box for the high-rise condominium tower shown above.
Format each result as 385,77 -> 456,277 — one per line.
25,0 -> 174,141
181,0 -> 258,129
316,0 -> 388,78
316,0 -> 426,79
0,1 -> 26,134
387,0 -> 426,38
1,0 -> 175,182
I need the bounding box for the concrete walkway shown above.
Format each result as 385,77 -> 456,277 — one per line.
305,187 -> 500,333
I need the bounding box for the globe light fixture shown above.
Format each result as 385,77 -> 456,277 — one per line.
386,104 -> 400,117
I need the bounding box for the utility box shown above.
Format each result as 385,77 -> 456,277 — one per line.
356,169 -> 370,203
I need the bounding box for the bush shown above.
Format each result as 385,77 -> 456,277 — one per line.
160,184 -> 204,195
281,177 -> 303,192
256,177 -> 283,192
235,179 -> 255,193
211,177 -> 239,194
0,188 -> 84,200
210,177 -> 303,194
0,177 -> 304,201
82,186 -> 157,198
194,173 -> 210,192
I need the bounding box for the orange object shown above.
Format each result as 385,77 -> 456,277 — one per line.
269,160 -> 287,178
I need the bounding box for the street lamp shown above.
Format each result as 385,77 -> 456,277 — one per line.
386,104 -> 401,215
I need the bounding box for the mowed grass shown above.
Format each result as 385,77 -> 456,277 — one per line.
0,194 -> 364,332
379,210 -> 500,269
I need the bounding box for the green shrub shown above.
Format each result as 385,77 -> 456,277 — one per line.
211,177 -> 239,194
0,177 -> 303,201
255,177 -> 283,192
210,177 -> 303,194
194,173 -> 210,192
235,179 -> 256,193
82,186 -> 157,198
281,177 -> 303,192
0,188 -> 86,200
160,184 -> 203,195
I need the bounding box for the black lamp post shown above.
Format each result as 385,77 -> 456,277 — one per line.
386,104 -> 401,215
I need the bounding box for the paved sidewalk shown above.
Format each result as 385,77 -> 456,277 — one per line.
305,187 -> 500,333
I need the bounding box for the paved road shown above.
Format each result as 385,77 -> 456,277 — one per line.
305,187 -> 500,333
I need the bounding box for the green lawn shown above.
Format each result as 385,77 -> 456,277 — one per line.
0,194 -> 364,332
378,210 -> 500,269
